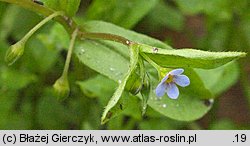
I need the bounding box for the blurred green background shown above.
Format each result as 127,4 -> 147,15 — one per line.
0,0 -> 249,130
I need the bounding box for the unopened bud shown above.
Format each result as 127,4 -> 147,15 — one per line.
53,76 -> 70,100
126,72 -> 143,95
141,73 -> 150,115
5,41 -> 25,65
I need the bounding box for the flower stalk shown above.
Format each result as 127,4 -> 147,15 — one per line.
53,28 -> 78,100
140,52 -> 163,79
21,11 -> 65,43
5,11 -> 64,65
62,28 -> 78,77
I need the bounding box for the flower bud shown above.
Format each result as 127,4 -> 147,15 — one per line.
141,75 -> 150,98
5,41 -> 25,65
53,76 -> 70,100
140,73 -> 150,115
126,72 -> 143,95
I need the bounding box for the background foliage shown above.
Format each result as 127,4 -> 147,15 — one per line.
0,0 -> 249,129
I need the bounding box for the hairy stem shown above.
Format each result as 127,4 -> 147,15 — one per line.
0,0 -> 131,46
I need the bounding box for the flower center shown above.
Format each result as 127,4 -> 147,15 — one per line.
165,74 -> 174,83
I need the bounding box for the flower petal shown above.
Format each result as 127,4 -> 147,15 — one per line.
155,82 -> 167,97
169,68 -> 184,76
173,75 -> 190,87
160,74 -> 169,83
166,83 -> 179,99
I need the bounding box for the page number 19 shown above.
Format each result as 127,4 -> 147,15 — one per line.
234,134 -> 247,143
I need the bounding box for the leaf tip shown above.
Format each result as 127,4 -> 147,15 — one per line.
101,110 -> 111,125
225,51 -> 247,57
239,52 -> 247,57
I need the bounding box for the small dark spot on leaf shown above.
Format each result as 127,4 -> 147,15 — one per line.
33,0 -> 44,5
119,104 -> 123,110
152,47 -> 158,53
107,111 -> 113,119
203,99 -> 213,107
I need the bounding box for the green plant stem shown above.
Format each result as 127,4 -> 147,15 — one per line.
79,32 -> 131,46
0,0 -> 131,46
62,28 -> 78,77
140,52 -> 161,71
22,11 -> 64,42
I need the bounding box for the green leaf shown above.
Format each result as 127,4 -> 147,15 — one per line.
101,43 -> 139,124
0,5 -> 42,40
24,37 -> 60,73
37,24 -> 70,50
77,75 -> 117,102
74,20 -> 171,82
0,67 -> 37,90
0,2 -> 7,24
75,40 -> 129,82
85,0 -> 159,28
77,75 -> 142,122
73,19 -> 213,121
143,0 -> 184,31
140,43 -> 246,69
0,87 -> 33,130
41,0 -> 81,17
82,21 -> 171,49
37,89 -> 78,129
139,118 -> 185,130
175,0 -> 232,20
138,58 -> 150,115
0,95 -> 32,129
44,21 -> 233,122
195,61 -> 239,96
125,68 -> 143,95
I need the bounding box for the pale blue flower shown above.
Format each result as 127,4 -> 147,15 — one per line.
155,68 -> 190,99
